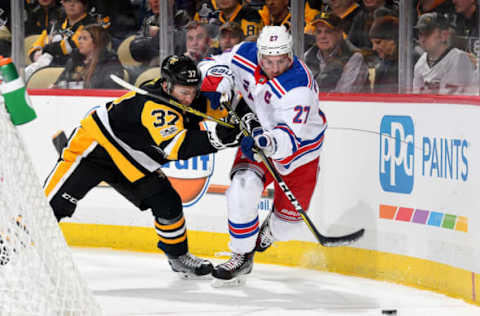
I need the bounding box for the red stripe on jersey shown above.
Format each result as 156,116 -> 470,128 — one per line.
201,75 -> 224,91
233,54 -> 256,70
276,134 -> 324,165
272,78 -> 286,95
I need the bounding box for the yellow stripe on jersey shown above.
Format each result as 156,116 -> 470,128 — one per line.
60,39 -> 69,55
44,127 -> 96,197
113,91 -> 136,105
71,24 -> 84,49
141,101 -> 184,145
81,115 -> 145,182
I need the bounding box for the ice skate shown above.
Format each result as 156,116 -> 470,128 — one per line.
211,251 -> 254,287
167,252 -> 213,279
255,212 -> 276,252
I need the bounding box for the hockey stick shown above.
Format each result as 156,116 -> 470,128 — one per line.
109,74 -> 234,128
222,100 -> 364,247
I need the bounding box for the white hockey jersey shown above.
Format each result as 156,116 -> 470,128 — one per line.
413,48 -> 477,95
199,42 -> 327,175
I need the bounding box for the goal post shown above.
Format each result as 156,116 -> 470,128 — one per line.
0,101 -> 101,314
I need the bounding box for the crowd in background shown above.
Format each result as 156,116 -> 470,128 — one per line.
0,0 -> 478,95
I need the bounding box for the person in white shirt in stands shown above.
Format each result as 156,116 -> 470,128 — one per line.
413,12 -> 477,95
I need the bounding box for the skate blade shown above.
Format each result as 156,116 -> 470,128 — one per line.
211,275 -> 248,288
177,272 -> 212,280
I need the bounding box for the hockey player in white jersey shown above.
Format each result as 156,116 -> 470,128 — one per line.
199,25 -> 327,285
413,12 -> 477,95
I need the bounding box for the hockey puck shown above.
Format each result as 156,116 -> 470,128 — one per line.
381,309 -> 397,315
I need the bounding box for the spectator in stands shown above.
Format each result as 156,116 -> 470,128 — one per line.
452,0 -> 479,54
89,0 -> 138,49
261,0 -> 321,35
53,24 -> 124,89
218,22 -> 245,52
413,12 -> 476,95
25,0 -> 63,36
304,12 -> 369,93
129,0 -> 185,68
416,0 -> 456,18
184,21 -> 214,63
305,0 -> 323,25
349,0 -> 398,49
194,1 -> 218,22
139,0 -> 160,39
259,0 -> 322,49
0,2 -> 11,57
245,0 -> 265,10
325,0 -> 362,36
412,1 -> 456,63
28,0 -> 99,66
369,15 -> 399,93
194,0 -> 263,37
174,0 -> 197,19
258,0 -> 291,27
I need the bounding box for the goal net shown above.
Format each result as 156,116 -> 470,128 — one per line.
0,102 -> 101,315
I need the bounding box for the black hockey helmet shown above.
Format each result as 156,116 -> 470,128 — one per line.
161,55 -> 201,91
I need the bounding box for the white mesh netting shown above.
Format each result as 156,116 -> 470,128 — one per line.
0,103 -> 101,315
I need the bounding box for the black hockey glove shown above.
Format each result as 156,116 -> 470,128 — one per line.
208,123 -> 243,150
241,112 -> 262,135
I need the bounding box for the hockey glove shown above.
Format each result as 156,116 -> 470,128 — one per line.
240,129 -> 276,162
200,65 -> 234,110
208,123 -> 243,150
240,112 -> 262,134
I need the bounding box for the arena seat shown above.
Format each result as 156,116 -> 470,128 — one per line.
117,35 -> 142,68
26,67 -> 64,89
134,67 -> 160,87
24,34 -> 40,65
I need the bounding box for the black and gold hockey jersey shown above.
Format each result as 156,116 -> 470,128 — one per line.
28,13 -> 99,64
258,1 -> 321,33
80,79 -> 227,182
195,1 -> 263,37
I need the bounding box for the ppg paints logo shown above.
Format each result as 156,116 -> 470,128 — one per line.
379,116 -> 415,194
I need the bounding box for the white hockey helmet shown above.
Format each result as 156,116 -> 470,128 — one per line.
256,25 -> 293,61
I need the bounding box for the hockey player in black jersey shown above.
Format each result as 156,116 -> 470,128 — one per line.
43,55 -> 242,278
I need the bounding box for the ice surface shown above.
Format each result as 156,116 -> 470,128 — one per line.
72,247 -> 480,316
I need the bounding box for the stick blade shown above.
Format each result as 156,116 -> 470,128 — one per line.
320,228 -> 365,247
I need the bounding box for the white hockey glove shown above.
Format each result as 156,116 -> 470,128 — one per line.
200,65 -> 234,110
208,123 -> 243,150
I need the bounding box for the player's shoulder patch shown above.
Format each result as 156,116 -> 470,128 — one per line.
235,42 -> 258,62
232,42 -> 258,74
272,57 -> 314,95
